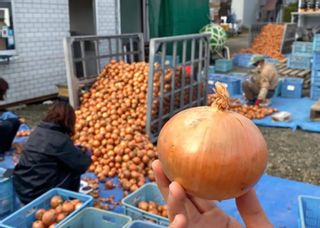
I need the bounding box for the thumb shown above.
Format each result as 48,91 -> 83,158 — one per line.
170,214 -> 188,228
236,189 -> 272,228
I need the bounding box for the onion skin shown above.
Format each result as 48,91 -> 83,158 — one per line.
32,221 -> 45,228
42,210 -> 57,226
157,83 -> 268,200
35,208 -> 46,221
50,196 -> 63,209
62,201 -> 75,214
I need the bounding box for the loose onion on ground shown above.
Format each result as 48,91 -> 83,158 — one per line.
208,94 -> 278,120
157,82 -> 268,200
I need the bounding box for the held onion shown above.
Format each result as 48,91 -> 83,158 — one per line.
157,82 -> 268,200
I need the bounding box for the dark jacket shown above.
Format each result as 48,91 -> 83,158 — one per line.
13,121 -> 91,204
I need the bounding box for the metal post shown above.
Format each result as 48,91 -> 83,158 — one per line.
146,33 -> 210,142
64,33 -> 145,109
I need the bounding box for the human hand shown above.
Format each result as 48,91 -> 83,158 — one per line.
152,160 -> 272,228
255,99 -> 263,106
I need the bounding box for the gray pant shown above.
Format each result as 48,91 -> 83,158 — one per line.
242,80 -> 275,101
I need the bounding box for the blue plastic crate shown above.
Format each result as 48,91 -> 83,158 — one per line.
208,74 -> 224,93
311,70 -> 320,86
292,42 -> 313,56
121,183 -> 169,226
208,74 -> 241,96
265,57 -> 280,65
287,55 -> 311,70
298,195 -> 320,228
0,168 -> 15,219
313,34 -> 320,52
0,188 -> 93,228
232,53 -> 254,68
313,52 -> 320,70
154,54 -> 180,67
126,221 -> 166,228
229,73 -> 249,94
59,207 -> 131,228
208,65 -> 215,74
310,85 -> 320,100
215,59 -> 233,72
280,77 -> 304,98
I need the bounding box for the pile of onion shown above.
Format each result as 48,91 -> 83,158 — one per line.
157,82 -> 268,200
32,195 -> 82,228
73,60 -> 203,192
73,61 -> 165,191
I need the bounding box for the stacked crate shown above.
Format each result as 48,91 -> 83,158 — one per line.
311,34 -> 320,100
215,59 -> 233,72
287,42 -> 313,70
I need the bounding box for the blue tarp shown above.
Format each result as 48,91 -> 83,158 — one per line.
1,110 -> 320,227
2,151 -> 320,228
219,175 -> 320,228
0,112 -> 18,120
252,97 -> 320,133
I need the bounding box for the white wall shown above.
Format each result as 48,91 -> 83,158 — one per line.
0,0 -> 119,105
95,0 -> 118,35
231,0 -> 261,28
231,0 -> 244,24
242,0 -> 260,27
0,0 -> 70,105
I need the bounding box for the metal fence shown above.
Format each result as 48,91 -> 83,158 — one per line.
146,34 -> 211,142
249,23 -> 271,46
64,33 -> 210,143
64,33 -> 145,108
249,22 -> 297,54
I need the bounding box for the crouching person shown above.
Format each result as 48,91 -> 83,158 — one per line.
242,55 -> 279,107
13,101 -> 91,204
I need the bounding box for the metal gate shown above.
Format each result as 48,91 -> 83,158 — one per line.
146,34 -> 211,143
64,33 -> 145,109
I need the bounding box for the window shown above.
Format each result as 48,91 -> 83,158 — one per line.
0,0 -> 16,56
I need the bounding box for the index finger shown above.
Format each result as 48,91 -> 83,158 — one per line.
152,160 -> 171,201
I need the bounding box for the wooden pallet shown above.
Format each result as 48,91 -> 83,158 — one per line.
275,59 -> 311,89
310,101 -> 320,121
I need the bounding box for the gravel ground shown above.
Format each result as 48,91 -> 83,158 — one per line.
12,103 -> 320,186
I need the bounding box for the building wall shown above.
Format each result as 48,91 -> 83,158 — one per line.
0,0 -> 70,105
231,0 -> 260,28
96,0 -> 119,35
0,0 -> 119,105
69,0 -> 95,35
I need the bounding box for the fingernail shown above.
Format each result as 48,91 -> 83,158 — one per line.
168,183 -> 175,197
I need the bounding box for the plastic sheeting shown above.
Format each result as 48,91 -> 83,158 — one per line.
252,97 -> 320,133
149,0 -> 209,38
